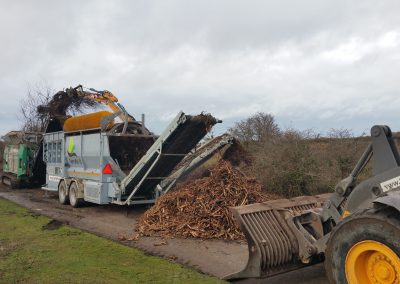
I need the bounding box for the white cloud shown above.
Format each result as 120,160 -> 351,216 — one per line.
320,32 -> 400,64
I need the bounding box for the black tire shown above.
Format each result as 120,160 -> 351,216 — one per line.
324,208 -> 400,284
58,180 -> 69,205
2,175 -> 10,187
68,182 -> 83,208
108,122 -> 152,135
10,179 -> 21,189
1,174 -> 20,189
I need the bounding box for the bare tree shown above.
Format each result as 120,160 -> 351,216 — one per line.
19,83 -> 104,133
327,128 -> 353,139
229,112 -> 280,143
326,128 -> 365,178
18,84 -> 54,132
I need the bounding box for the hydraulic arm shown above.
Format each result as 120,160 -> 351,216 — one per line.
225,125 -> 400,280
72,85 -> 135,123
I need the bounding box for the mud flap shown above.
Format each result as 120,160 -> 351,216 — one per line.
224,194 -> 330,280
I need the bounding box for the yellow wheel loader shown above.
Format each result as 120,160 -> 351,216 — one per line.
226,125 -> 400,284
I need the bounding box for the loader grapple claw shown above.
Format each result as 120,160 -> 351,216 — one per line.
224,194 -> 330,280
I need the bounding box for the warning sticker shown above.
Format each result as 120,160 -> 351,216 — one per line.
48,175 -> 62,182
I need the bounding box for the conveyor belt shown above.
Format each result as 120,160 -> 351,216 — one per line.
119,112 -> 219,203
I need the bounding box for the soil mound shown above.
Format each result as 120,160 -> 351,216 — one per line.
222,138 -> 253,166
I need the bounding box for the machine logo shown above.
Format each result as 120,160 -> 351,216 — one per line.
67,137 -> 77,157
380,176 -> 400,192
66,137 -> 83,166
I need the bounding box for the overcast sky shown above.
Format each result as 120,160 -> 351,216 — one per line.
1,0 -> 400,136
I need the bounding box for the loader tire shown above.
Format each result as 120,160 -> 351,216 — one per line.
324,208 -> 400,284
68,182 -> 83,208
58,180 -> 69,205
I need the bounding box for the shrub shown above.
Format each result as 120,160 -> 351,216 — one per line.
234,115 -> 371,198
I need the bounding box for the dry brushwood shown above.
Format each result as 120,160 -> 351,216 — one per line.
137,161 -> 278,240
37,86 -> 99,118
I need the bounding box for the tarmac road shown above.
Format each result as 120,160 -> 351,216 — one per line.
0,186 -> 328,283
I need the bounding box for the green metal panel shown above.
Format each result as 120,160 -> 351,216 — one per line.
4,144 -> 19,175
2,144 -> 29,177
2,131 -> 44,187
17,144 -> 28,177
3,145 -> 9,172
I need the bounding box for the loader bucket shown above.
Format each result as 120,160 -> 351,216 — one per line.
224,194 -> 330,280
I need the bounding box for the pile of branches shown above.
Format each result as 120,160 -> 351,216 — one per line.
37,86 -> 99,118
137,161 -> 278,240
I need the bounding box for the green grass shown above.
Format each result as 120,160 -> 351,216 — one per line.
0,198 -> 223,284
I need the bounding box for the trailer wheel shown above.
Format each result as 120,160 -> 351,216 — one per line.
325,208 -> 400,284
58,180 -> 69,205
69,182 -> 83,208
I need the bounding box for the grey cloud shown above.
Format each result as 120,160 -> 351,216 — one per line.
1,1 -> 400,135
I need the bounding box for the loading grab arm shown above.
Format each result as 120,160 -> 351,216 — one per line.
73,85 -> 135,122
322,125 -> 400,223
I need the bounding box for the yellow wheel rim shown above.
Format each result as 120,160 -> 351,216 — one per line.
346,240 -> 400,284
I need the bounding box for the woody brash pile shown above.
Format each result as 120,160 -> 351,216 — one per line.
137,161 -> 278,240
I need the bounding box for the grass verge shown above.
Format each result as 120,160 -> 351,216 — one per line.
0,197 -> 222,284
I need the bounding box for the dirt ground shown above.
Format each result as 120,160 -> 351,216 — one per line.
0,185 -> 328,283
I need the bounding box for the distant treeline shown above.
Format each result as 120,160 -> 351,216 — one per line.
229,112 -> 397,197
